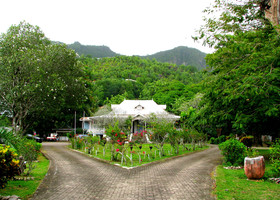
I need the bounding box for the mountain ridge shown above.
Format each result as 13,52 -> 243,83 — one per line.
67,42 -> 207,70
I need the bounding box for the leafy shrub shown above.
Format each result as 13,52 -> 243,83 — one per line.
219,138 -> 247,166
240,136 -> 254,147
0,145 -> 20,188
0,128 -> 41,175
217,135 -> 226,144
18,139 -> 41,175
270,139 -> 280,176
246,147 -> 259,158
105,121 -> 127,161
209,135 -> 226,144
209,137 -> 217,144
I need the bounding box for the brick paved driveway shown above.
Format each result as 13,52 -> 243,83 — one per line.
32,142 -> 222,200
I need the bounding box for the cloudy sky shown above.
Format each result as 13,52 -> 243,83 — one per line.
1,0 -> 216,55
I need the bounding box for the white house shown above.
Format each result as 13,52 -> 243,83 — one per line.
80,100 -> 180,136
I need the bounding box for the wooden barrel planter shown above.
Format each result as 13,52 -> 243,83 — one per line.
244,156 -> 265,179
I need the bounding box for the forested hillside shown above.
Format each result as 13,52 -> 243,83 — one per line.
68,42 -> 207,70
68,42 -> 119,58
142,46 -> 207,70
80,55 -> 206,114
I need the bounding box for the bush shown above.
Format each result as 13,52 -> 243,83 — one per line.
209,135 -> 226,144
217,135 -> 226,144
18,139 -> 41,175
0,128 -> 42,175
0,145 -> 20,188
270,139 -> 280,176
209,137 -> 216,144
219,138 -> 247,166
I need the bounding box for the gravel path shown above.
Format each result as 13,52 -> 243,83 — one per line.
32,142 -> 222,200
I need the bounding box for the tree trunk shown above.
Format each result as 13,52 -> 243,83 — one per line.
264,0 -> 280,30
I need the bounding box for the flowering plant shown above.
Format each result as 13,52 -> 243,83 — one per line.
105,121 -> 127,161
105,122 -> 127,145
131,130 -> 147,144
0,145 -> 20,188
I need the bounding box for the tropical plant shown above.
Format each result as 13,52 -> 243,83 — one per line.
0,145 -> 20,188
0,128 -> 41,175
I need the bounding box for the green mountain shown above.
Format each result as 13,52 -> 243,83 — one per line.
68,42 -> 119,58
67,42 -> 207,70
142,46 -> 207,70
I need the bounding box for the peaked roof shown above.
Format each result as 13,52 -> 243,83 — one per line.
90,100 -> 180,120
111,100 -> 167,115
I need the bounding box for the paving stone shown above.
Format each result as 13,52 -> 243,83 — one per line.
32,142 -> 222,200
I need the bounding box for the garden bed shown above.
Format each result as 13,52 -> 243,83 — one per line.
70,143 -> 209,168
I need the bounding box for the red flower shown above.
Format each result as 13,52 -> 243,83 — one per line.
116,149 -> 119,152
117,139 -> 120,142
115,133 -> 118,137
143,151 -> 145,154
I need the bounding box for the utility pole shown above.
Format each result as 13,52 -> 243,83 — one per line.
74,111 -> 76,135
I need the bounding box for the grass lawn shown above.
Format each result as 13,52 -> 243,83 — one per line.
74,143 -> 209,168
0,153 -> 49,200
214,149 -> 280,200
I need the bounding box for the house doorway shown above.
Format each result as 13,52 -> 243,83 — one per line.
132,120 -> 145,133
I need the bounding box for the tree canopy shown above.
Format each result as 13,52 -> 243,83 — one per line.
191,0 -> 280,141
0,21 -> 87,134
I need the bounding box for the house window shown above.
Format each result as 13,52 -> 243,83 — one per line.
135,105 -> 144,110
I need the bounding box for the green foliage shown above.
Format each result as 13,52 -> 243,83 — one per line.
0,128 -> 41,175
18,139 -> 41,175
166,128 -> 181,154
0,114 -> 11,127
81,55 -> 205,112
246,147 -> 259,158
149,120 -> 173,146
194,0 -> 266,48
191,0 -> 280,140
0,145 -> 20,188
105,121 -> 127,161
143,46 -> 207,70
0,21 -> 87,135
68,42 -> 118,58
270,139 -> 280,176
219,139 -> 247,166
0,153 -> 49,199
71,43 -> 207,70
209,135 -> 226,144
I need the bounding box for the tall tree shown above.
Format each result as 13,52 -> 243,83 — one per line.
192,0 -> 280,141
0,22 -> 87,134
